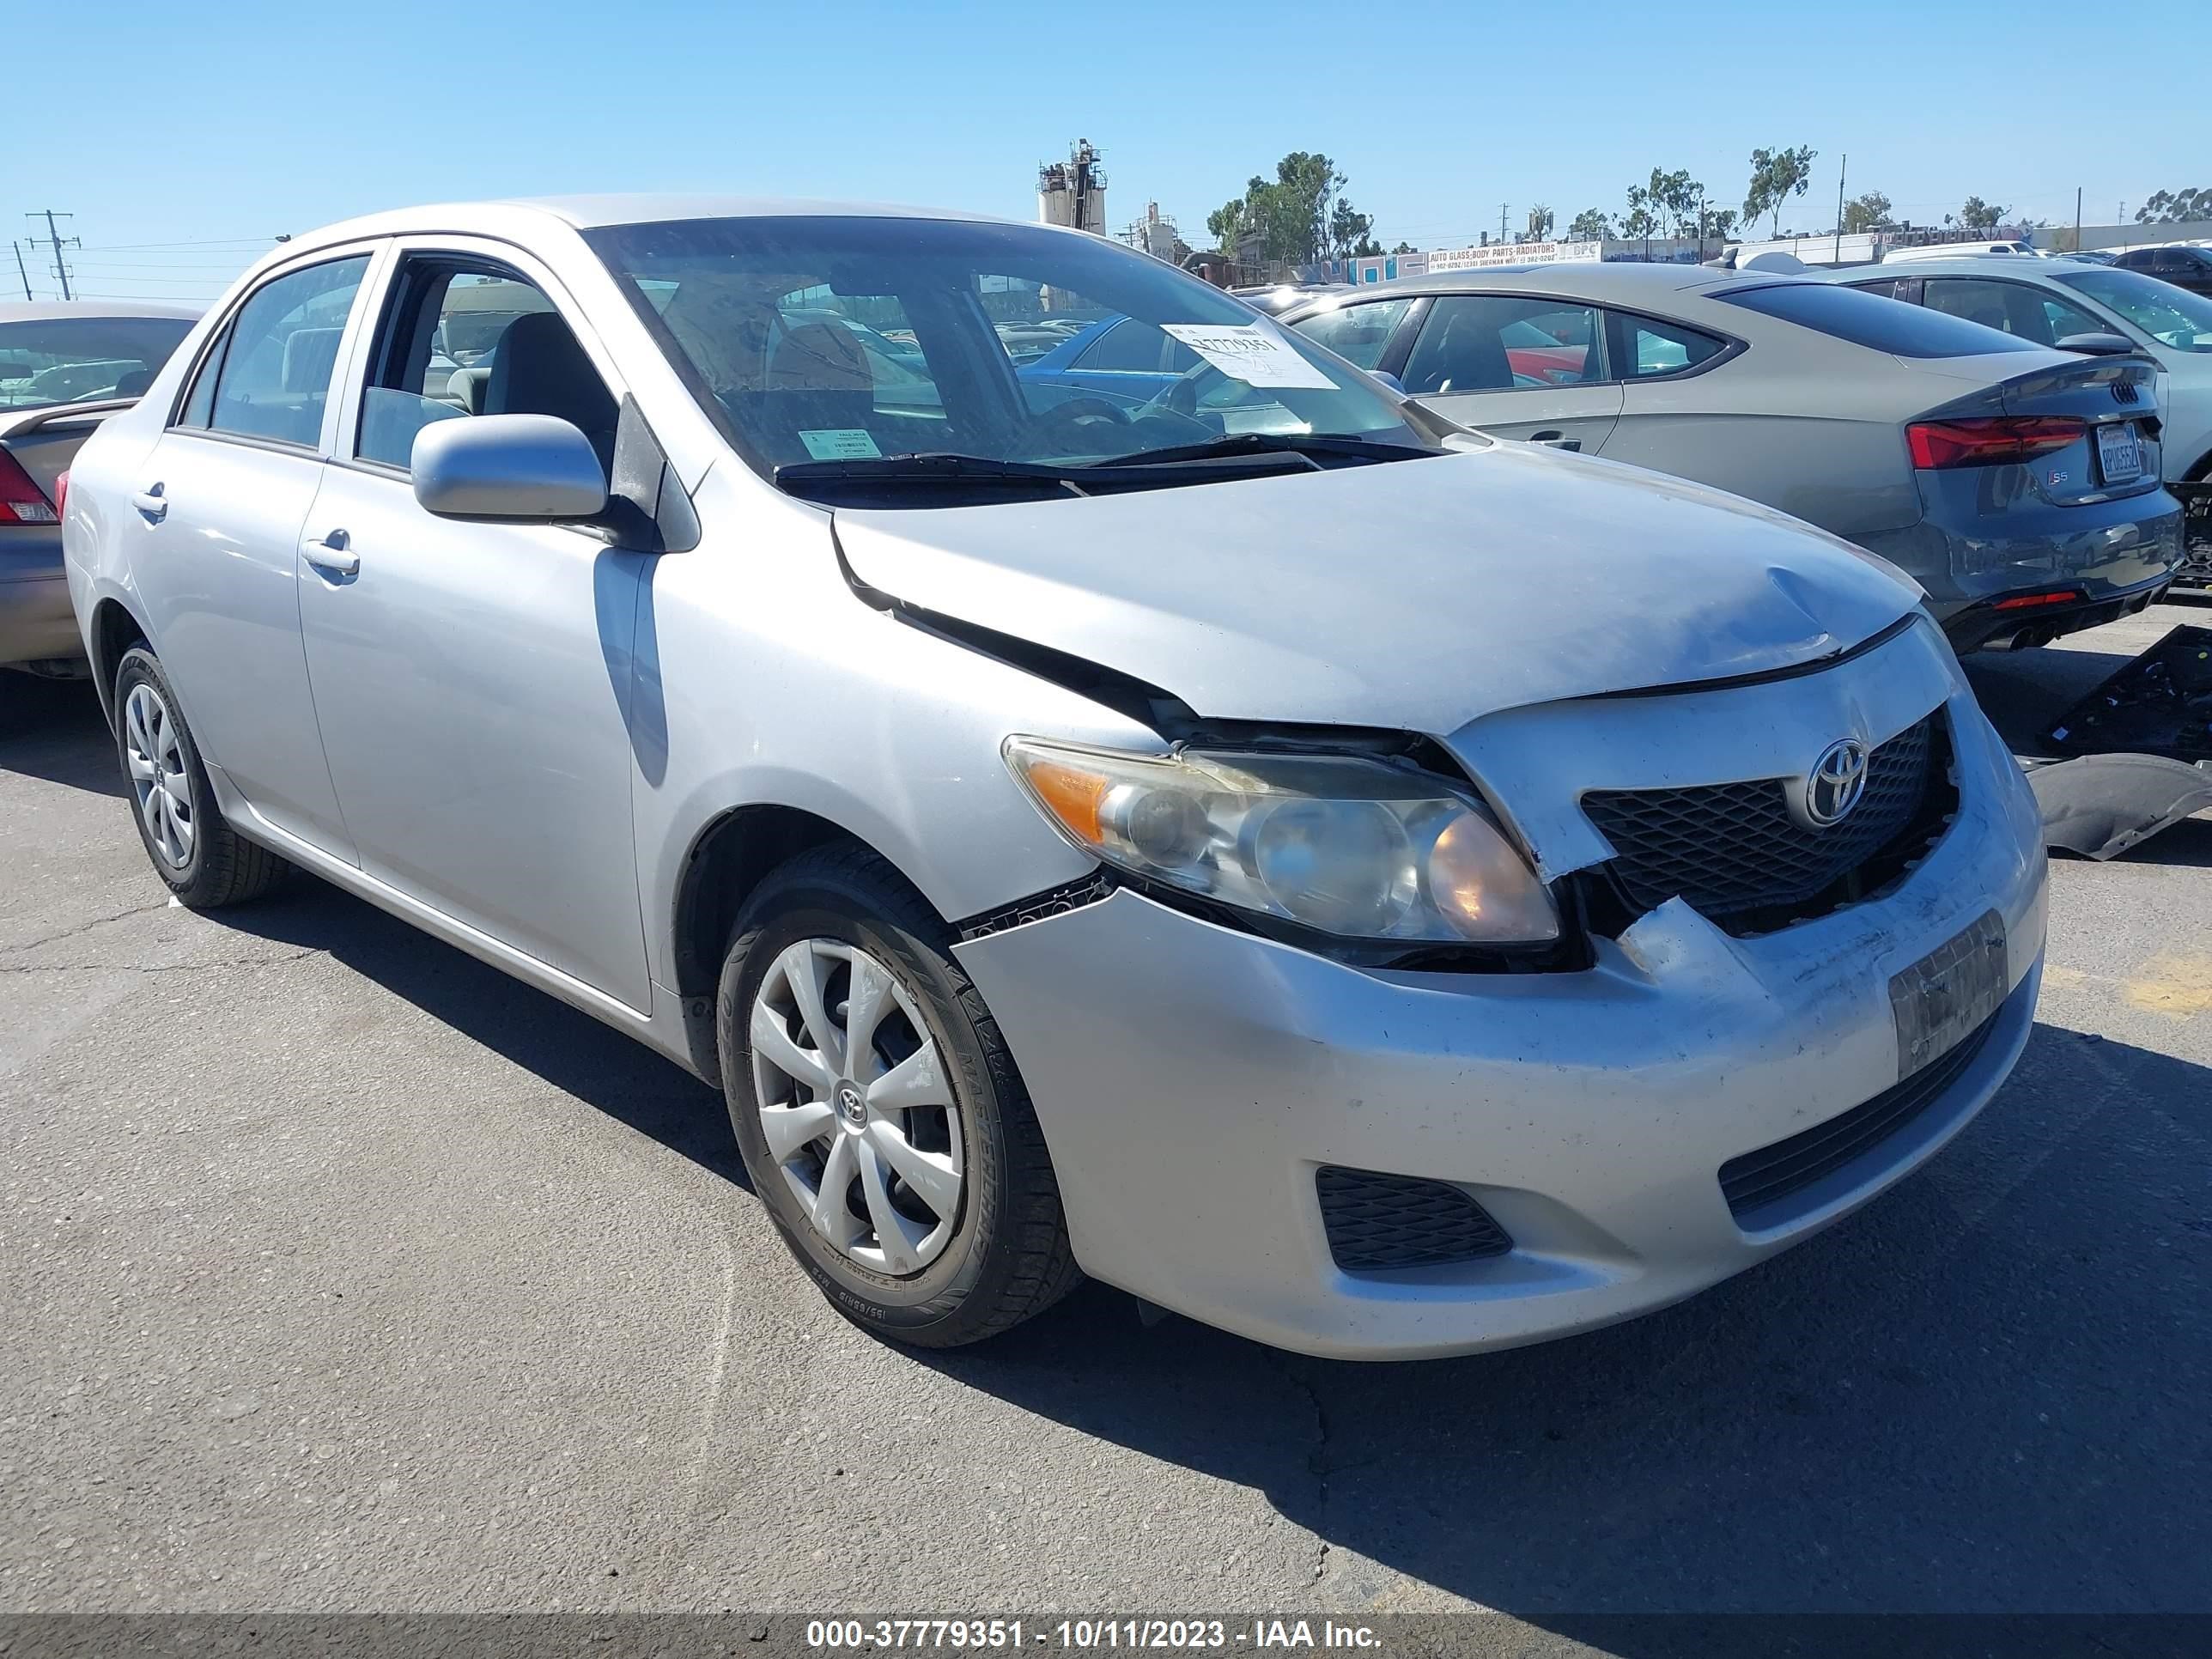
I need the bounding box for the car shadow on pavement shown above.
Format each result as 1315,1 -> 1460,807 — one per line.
921,1021 -> 2211,1617
213,881 -> 744,1188
0,675 -> 125,799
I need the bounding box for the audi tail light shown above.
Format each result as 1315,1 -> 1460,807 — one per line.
1906,416 -> 2084,471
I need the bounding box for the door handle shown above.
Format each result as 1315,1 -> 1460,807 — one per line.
304,529 -> 359,578
132,483 -> 167,521
1528,431 -> 1582,452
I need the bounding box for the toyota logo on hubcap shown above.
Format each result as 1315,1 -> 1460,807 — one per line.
836,1083 -> 866,1126
1803,738 -> 1869,827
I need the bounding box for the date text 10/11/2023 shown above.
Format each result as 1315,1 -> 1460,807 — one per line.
805,1618 -> 1384,1650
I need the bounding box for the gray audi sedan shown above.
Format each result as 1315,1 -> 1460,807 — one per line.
62,198 -> 2047,1358
1283,265 -> 2182,650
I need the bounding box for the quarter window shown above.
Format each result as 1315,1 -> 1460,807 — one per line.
200,257 -> 370,447
1611,312 -> 1726,377
1402,296 -> 1601,395
1289,298 -> 1415,370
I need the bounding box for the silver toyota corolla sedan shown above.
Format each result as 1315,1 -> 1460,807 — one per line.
62,198 -> 2048,1359
1281,265 -> 2182,652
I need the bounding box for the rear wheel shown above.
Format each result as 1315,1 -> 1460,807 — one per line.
717,842 -> 1079,1347
112,647 -> 289,908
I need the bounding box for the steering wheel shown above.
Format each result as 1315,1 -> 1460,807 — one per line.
1034,396 -> 1133,441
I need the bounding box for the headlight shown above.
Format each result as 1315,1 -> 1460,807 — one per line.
1002,737 -> 1559,945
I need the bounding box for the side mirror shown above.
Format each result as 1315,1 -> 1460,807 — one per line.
2053,331 -> 2139,357
1369,369 -> 1406,393
411,414 -> 607,521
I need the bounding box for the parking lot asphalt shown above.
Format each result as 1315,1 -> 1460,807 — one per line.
3,603 -> 2208,1628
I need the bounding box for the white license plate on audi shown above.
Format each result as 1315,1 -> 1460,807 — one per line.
1889,911 -> 2009,1078
2096,422 -> 2142,485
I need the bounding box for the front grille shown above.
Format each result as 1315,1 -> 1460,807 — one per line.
1580,714 -> 1950,934
1316,1166 -> 1511,1271
2112,380 -> 2140,405
1719,1007 -> 2001,1227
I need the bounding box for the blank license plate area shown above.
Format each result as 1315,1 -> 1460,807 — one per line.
2097,422 -> 2142,485
1889,910 -> 2008,1079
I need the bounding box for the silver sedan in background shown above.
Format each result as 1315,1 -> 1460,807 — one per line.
1283,266 -> 2182,650
2,302 -> 198,672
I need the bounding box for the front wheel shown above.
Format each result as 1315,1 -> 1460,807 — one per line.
717,843 -> 1080,1347
112,646 -> 290,908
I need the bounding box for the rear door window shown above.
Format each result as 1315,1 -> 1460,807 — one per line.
1923,277 -> 2106,348
1290,298 -> 1415,370
200,257 -> 372,447
1714,281 -> 2040,356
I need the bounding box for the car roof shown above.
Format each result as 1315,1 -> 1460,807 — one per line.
1283,261 -> 1762,313
273,194 -> 1016,260
0,300 -> 202,322
1826,256 -> 2098,283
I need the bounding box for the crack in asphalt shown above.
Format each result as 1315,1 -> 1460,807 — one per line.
1273,1357 -> 1335,1584
0,902 -> 168,958
0,947 -> 323,976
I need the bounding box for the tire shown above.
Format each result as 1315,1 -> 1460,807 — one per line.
112,646 -> 290,908
716,842 -> 1080,1347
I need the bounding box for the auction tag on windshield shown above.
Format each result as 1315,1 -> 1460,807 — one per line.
1160,324 -> 1336,389
799,428 -> 882,460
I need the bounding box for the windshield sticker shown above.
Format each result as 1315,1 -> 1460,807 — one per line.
799,428 -> 883,461
1160,324 -> 1336,390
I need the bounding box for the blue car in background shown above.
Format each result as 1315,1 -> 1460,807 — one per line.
1017,314 -> 1202,412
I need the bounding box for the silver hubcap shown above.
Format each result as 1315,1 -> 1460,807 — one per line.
750,939 -> 964,1277
123,683 -> 194,870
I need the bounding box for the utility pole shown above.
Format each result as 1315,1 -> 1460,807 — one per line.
29,210 -> 77,301
1697,185 -> 1707,261
1834,155 -> 1846,264
2075,187 -> 2082,253
12,241 -> 32,302
1500,202 -> 1509,245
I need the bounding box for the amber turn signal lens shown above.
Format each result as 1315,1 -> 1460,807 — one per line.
1023,757 -> 1111,845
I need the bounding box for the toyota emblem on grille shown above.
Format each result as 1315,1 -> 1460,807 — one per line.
1802,738 -> 1869,827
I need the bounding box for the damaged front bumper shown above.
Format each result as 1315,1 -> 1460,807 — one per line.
955,623 -> 2050,1359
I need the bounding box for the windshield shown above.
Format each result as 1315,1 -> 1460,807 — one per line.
0,316 -> 195,411
2052,266 -> 2212,353
584,216 -> 1425,492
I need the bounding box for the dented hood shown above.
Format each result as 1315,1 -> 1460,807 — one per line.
834,444 -> 1920,734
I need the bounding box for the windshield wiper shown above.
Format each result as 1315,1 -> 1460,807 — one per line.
1091,431 -> 1440,469
775,447 -> 1324,501
775,453 -> 1082,487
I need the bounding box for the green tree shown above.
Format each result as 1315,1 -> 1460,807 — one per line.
1390,240 -> 1415,255
2136,187 -> 2209,222
1329,195 -> 1382,261
1621,186 -> 1660,248
1206,191 -> 1254,251
1840,190 -> 1893,234
1526,204 -> 1555,241
1704,206 -> 1739,241
1952,195 -> 2007,233
1566,207 -> 1611,241
1744,144 -> 1818,238
1646,167 -> 1698,237
1210,152 -> 1379,269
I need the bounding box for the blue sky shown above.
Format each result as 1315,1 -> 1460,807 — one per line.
14,0 -> 2206,304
